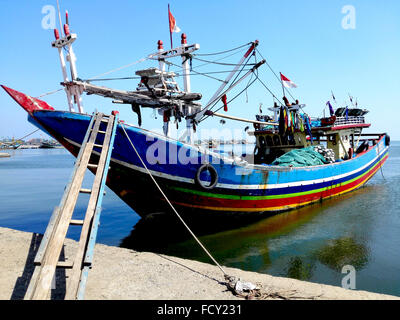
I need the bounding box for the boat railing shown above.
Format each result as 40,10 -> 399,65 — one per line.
334,116 -> 365,126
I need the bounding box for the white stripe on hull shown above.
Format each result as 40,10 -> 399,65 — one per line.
65,138 -> 388,191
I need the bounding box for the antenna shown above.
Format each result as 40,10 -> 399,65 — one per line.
56,0 -> 64,37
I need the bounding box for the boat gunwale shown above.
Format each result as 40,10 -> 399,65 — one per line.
32,109 -> 388,173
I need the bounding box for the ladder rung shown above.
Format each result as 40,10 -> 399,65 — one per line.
98,130 -> 106,134
80,188 -> 106,196
87,164 -> 98,169
93,144 -> 103,148
57,261 -> 74,269
70,219 -> 84,225
101,119 -> 109,123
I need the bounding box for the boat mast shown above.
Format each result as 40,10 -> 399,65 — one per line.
157,40 -> 170,136
52,10 -> 84,113
181,34 -> 194,143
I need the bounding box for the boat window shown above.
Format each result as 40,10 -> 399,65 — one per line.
328,135 -> 337,144
273,135 -> 281,146
259,136 -> 266,148
266,135 -> 273,146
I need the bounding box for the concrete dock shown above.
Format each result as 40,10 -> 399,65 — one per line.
0,227 -> 398,300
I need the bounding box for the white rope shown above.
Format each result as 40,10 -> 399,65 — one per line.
376,139 -> 386,181
87,54 -> 157,81
120,123 -> 228,276
35,88 -> 64,98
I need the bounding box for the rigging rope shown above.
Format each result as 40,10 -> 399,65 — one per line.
255,48 -> 297,102
35,88 -> 64,98
200,76 -> 258,123
255,75 -> 284,106
166,60 -> 227,83
192,56 -> 258,67
119,123 -> 228,276
80,69 -> 253,83
193,42 -> 252,56
191,49 -> 248,70
86,54 -> 157,81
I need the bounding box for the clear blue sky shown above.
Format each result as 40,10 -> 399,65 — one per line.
1,0 -> 399,140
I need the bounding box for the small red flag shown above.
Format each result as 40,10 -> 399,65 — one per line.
168,5 -> 181,33
280,73 -> 298,88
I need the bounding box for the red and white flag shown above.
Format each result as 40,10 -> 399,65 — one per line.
168,5 -> 181,33
280,73 -> 298,88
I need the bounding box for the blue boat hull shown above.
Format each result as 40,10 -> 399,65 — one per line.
25,109 -> 389,218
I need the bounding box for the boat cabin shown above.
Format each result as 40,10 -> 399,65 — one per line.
248,106 -> 373,165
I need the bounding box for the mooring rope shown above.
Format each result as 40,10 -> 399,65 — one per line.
376,139 -> 386,181
1,129 -> 41,146
119,123 -> 228,276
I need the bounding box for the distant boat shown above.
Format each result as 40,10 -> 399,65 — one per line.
39,141 -> 56,149
39,141 -> 62,149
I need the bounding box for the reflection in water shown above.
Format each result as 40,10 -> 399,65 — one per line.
121,184 -> 371,248
284,257 -> 315,281
119,193 -> 329,254
119,211 -> 268,252
120,185 -> 373,260
282,236 -> 369,281
315,237 -> 369,272
120,184 -> 380,287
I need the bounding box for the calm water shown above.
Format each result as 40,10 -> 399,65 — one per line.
0,143 -> 399,297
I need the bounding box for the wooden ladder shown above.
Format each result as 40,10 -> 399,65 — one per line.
25,111 -> 118,300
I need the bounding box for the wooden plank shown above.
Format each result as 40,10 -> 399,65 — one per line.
56,261 -> 74,269
83,116 -> 118,268
65,115 -> 116,300
24,267 -> 41,300
33,206 -> 60,265
29,113 -> 104,300
79,117 -> 118,300
25,114 -> 98,300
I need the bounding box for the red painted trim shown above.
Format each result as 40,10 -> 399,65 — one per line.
312,123 -> 371,131
1,85 -> 54,114
331,123 -> 371,130
244,40 -> 258,58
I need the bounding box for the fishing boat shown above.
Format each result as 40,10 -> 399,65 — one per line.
2,9 -> 389,221
39,140 -> 61,149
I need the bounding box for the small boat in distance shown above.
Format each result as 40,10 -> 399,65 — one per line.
1,8 -> 389,221
39,140 -> 62,149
